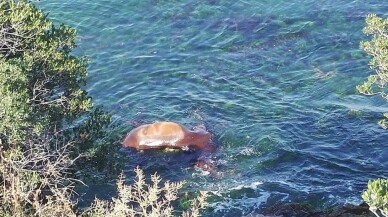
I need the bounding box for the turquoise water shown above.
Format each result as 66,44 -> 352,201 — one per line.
38,0 -> 388,215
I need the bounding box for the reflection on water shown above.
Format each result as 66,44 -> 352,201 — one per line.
38,0 -> 388,215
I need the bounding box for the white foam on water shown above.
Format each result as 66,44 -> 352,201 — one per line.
210,191 -> 271,216
229,181 -> 263,191
200,179 -> 268,215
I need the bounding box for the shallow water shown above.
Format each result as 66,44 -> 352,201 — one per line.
38,0 -> 388,216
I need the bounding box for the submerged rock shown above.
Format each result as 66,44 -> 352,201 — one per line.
323,203 -> 373,217
244,202 -> 374,217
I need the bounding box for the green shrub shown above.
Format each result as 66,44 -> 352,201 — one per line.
357,14 -> 388,129
362,178 -> 388,217
358,14 -> 388,217
0,0 -> 91,141
0,0 -> 118,172
0,0 -> 115,215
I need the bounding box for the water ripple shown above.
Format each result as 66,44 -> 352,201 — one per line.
38,0 -> 388,215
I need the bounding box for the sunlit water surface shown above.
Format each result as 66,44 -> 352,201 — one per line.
38,1 -> 388,216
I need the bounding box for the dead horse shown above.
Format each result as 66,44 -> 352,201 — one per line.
122,121 -> 216,174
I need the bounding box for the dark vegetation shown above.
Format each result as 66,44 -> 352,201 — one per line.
0,0 -> 119,215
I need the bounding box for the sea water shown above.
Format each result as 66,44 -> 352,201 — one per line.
38,1 -> 388,216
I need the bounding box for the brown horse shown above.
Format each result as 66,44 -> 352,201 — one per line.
122,121 -> 213,151
122,121 -> 217,176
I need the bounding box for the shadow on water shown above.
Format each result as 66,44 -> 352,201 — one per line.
121,148 -> 207,180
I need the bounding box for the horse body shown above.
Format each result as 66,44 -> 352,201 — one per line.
122,121 -> 218,177
122,121 -> 212,151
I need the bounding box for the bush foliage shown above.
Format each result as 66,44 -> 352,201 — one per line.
0,0 -> 92,143
357,14 -> 388,129
83,167 -> 208,217
0,0 -> 112,215
362,179 -> 388,217
359,14 -> 388,217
